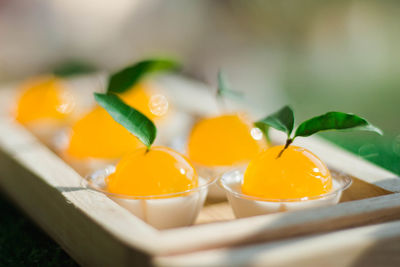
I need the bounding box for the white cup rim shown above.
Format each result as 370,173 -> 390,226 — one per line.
218,169 -> 352,202
85,165 -> 216,200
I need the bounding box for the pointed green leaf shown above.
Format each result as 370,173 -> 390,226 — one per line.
254,121 -> 271,143
107,58 -> 181,94
255,106 -> 294,137
217,70 -> 243,100
94,93 -> 156,148
294,112 -> 383,138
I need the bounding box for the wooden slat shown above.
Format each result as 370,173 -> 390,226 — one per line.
157,192 -> 400,255
154,219 -> 400,267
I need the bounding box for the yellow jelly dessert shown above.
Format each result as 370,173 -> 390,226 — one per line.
187,114 -> 266,166
15,76 -> 74,124
121,83 -> 164,120
107,146 -> 198,196
66,84 -> 167,159
242,145 -> 332,199
66,105 -> 144,159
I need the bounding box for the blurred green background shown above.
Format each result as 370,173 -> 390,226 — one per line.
0,0 -> 399,265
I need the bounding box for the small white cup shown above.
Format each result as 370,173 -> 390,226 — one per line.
194,163 -> 251,201
86,166 -> 215,229
219,169 -> 352,218
194,164 -> 235,200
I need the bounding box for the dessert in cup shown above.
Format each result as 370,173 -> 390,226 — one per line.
85,80 -> 213,229
219,106 -> 382,218
13,75 -> 76,146
60,59 -> 185,175
187,72 -> 268,199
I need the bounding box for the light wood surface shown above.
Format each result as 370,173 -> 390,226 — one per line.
154,219 -> 400,267
195,202 -> 235,224
1,78 -> 400,266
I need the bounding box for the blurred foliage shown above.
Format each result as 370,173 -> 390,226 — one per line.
52,61 -> 97,78
322,132 -> 400,175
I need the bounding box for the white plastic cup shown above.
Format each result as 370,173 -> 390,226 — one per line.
219,169 -> 352,218
86,166 -> 215,229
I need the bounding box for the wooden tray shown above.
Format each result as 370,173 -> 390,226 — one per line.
1,78 -> 400,266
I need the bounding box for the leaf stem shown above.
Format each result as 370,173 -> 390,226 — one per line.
215,92 -> 227,113
277,138 -> 293,159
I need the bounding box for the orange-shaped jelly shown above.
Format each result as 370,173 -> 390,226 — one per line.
107,146 -> 198,196
65,106 -> 144,159
15,76 -> 74,124
121,84 -> 163,120
242,145 -> 332,199
66,84 -> 166,159
187,114 -> 266,166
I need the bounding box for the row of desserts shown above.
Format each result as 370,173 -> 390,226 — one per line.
12,59 -> 381,229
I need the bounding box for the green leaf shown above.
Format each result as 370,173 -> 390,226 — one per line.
254,121 -> 271,143
255,106 -> 295,137
53,61 -> 97,77
107,58 -> 180,94
217,70 -> 243,100
94,93 -> 156,148
294,112 -> 383,138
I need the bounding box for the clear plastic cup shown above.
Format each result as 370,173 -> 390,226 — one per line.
219,169 -> 352,218
194,164 -> 235,200
86,166 -> 216,229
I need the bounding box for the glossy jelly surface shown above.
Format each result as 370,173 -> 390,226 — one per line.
15,76 -> 74,124
66,84 -> 167,159
187,114 -> 266,166
107,146 -> 198,196
242,145 -> 332,199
